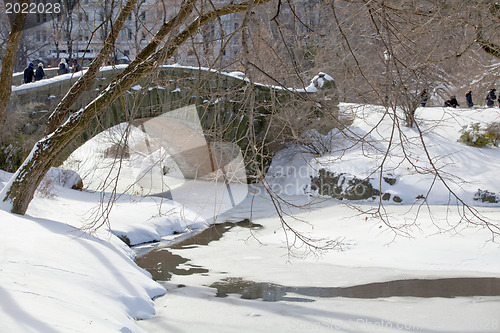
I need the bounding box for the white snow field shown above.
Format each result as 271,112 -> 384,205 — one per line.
1,104 -> 500,332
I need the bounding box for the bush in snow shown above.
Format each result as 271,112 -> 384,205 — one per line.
0,102 -> 44,172
485,122 -> 500,146
458,123 -> 495,147
473,189 -> 499,204
310,169 -> 380,200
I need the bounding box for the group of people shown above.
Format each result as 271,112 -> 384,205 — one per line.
23,62 -> 46,83
420,88 -> 500,108
23,59 -> 82,84
56,59 -> 81,75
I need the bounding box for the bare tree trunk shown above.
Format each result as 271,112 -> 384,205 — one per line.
1,0 -> 271,215
0,5 -> 28,144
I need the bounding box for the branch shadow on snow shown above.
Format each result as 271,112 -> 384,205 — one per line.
26,215 -> 165,313
0,286 -> 62,333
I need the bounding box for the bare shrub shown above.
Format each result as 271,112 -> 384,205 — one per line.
0,102 -> 44,172
36,178 -> 56,198
485,122 -> 500,146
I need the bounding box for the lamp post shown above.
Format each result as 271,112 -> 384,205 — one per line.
384,50 -> 391,107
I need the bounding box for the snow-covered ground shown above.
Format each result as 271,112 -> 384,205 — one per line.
1,104 -> 500,332
267,104 -> 500,205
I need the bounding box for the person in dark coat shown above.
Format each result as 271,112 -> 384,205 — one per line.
57,59 -> 69,75
34,63 -> 45,81
465,90 -> 473,108
420,89 -> 429,107
71,60 -> 82,73
444,96 -> 459,108
23,62 -> 35,84
486,89 -> 497,107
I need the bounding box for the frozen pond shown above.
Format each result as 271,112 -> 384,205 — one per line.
135,198 -> 500,332
137,220 -> 500,300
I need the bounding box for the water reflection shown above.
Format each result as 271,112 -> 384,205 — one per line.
209,277 -> 500,302
136,220 -> 500,301
135,248 -> 209,281
171,219 -> 263,249
135,220 -> 262,281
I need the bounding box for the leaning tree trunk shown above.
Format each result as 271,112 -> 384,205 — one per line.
0,0 -> 270,215
0,6 -> 28,144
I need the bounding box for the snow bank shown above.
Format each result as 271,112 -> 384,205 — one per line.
267,103 -> 500,205
0,208 -> 165,332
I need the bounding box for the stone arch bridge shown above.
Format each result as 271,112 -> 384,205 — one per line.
4,66 -> 339,175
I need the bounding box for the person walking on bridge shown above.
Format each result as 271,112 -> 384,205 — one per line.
23,62 -> 34,84
465,90 -> 473,108
71,59 -> 81,73
35,63 -> 45,81
486,89 -> 496,107
57,59 -> 69,75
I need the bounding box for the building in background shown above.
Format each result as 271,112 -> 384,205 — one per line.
22,0 -> 244,69
24,0 -> 163,68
